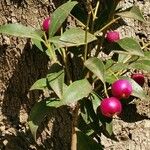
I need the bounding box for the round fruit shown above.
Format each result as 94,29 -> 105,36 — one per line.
131,73 -> 145,86
42,17 -> 51,32
100,97 -> 122,118
111,79 -> 132,99
106,31 -> 120,43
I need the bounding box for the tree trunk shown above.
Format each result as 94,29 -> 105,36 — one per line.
0,0 -> 71,149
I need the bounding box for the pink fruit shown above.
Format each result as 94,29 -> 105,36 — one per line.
131,73 -> 145,86
100,97 -> 122,118
106,31 -> 120,43
42,17 -> 51,32
111,79 -> 132,99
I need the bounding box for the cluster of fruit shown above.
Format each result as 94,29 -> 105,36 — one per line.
100,74 -> 145,118
42,17 -> 145,119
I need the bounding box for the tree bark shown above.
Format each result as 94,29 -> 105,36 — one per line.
0,0 -> 72,149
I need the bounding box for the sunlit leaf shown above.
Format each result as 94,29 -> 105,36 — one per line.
85,57 -> 105,83
0,24 -> 43,41
60,28 -> 97,45
30,78 -> 47,90
120,76 -> 148,99
49,1 -> 77,37
62,79 -> 92,105
116,5 -> 146,22
117,37 -> 144,56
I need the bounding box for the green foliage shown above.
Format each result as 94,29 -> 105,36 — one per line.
117,37 -> 144,56
0,24 -> 43,41
116,5 -> 146,22
28,100 -> 50,140
62,79 -> 92,105
49,1 -> 78,37
85,57 -> 105,83
30,78 -> 47,90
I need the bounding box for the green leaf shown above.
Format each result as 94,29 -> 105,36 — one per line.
0,24 -> 43,41
106,121 -> 113,136
62,79 -> 92,105
117,37 -> 144,56
30,78 -> 47,90
46,98 -> 63,108
90,92 -> 102,113
85,57 -> 105,83
77,130 -> 103,150
116,5 -> 146,22
130,60 -> 150,72
60,28 -> 97,45
32,38 -> 44,52
47,63 -> 64,99
28,100 -> 50,140
51,36 -> 80,48
49,1 -> 77,37
120,76 -> 147,99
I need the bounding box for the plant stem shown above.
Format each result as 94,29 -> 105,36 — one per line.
43,32 -> 57,63
104,83 -> 109,98
61,48 -> 72,84
71,103 -> 80,150
91,1 -> 100,33
84,13 -> 91,61
142,41 -> 150,50
94,17 -> 121,36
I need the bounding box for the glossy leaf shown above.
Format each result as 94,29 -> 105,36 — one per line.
85,57 -> 105,83
30,78 -> 47,90
0,24 -> 43,41
116,5 -> 146,22
77,131 -> 103,150
62,79 -> 92,105
117,37 -> 144,56
60,28 -> 97,45
28,100 -> 50,140
120,76 -> 147,99
49,1 -> 77,37
47,67 -> 64,99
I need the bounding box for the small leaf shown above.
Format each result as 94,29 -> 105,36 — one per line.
28,100 -> 50,140
46,98 -> 63,108
0,24 -> 43,41
116,5 -> 146,22
90,92 -> 102,113
117,37 -> 144,56
85,57 -> 105,83
30,78 -> 47,90
62,79 -> 92,105
120,76 -> 147,99
49,1 -> 78,37
51,36 -> 80,48
106,121 -> 113,136
77,130 -> 103,150
32,38 -> 44,52
47,63 -> 64,99
60,28 -> 97,45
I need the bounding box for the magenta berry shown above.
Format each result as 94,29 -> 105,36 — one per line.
42,17 -> 51,32
100,97 -> 122,118
131,73 -> 145,86
111,79 -> 132,99
106,31 -> 120,43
